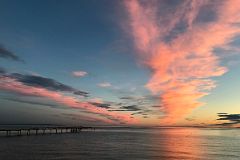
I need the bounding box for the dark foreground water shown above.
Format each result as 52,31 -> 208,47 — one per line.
0,127 -> 239,160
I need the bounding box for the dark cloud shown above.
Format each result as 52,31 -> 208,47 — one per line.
216,113 -> 240,126
131,111 -> 148,116
73,91 -> 89,96
116,102 -> 123,106
61,113 -> 108,124
0,67 -> 6,74
9,73 -> 89,97
164,0 -> 182,7
217,113 -> 228,115
121,105 -> 141,111
109,105 -> 141,112
131,109 -> 162,116
151,105 -> 162,108
118,95 -> 162,117
157,1 -> 219,43
131,112 -> 143,115
90,102 -> 111,109
120,96 -> 135,100
217,113 -> 240,121
194,2 -> 218,24
0,45 -> 23,62
120,95 -> 158,101
119,95 -> 159,101
164,20 -> 188,42
119,95 -> 159,107
79,111 -> 123,124
2,97 -> 58,108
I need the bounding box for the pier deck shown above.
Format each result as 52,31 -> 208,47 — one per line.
0,126 -> 95,137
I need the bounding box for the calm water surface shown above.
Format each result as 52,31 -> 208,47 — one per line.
0,128 -> 239,160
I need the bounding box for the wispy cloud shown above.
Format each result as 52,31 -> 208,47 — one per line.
124,0 -> 240,124
72,71 -> 88,77
98,82 -> 112,88
0,45 -> 24,62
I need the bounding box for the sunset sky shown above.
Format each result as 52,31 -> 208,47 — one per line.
0,0 -> 240,127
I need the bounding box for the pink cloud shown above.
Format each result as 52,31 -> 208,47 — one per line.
124,0 -> 240,124
72,71 -> 88,77
0,76 -> 137,125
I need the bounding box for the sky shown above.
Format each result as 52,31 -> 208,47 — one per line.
0,0 -> 240,127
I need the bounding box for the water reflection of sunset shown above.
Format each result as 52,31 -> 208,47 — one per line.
150,128 -> 207,160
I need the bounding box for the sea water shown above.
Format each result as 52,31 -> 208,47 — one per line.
0,127 -> 239,160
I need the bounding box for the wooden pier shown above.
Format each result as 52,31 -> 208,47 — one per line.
0,126 -> 95,137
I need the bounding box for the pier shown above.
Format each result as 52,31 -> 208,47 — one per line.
0,126 -> 95,137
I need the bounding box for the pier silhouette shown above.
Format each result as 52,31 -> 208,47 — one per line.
0,126 -> 95,137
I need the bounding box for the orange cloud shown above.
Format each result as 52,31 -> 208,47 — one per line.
0,76 -> 137,125
124,0 -> 240,124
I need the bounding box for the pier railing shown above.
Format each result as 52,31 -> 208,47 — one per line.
0,126 -> 95,137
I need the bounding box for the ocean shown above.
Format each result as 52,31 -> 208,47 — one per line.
0,127 -> 239,160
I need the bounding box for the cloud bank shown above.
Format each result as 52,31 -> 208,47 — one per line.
124,0 -> 240,123
0,71 -> 136,125
10,73 -> 89,97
